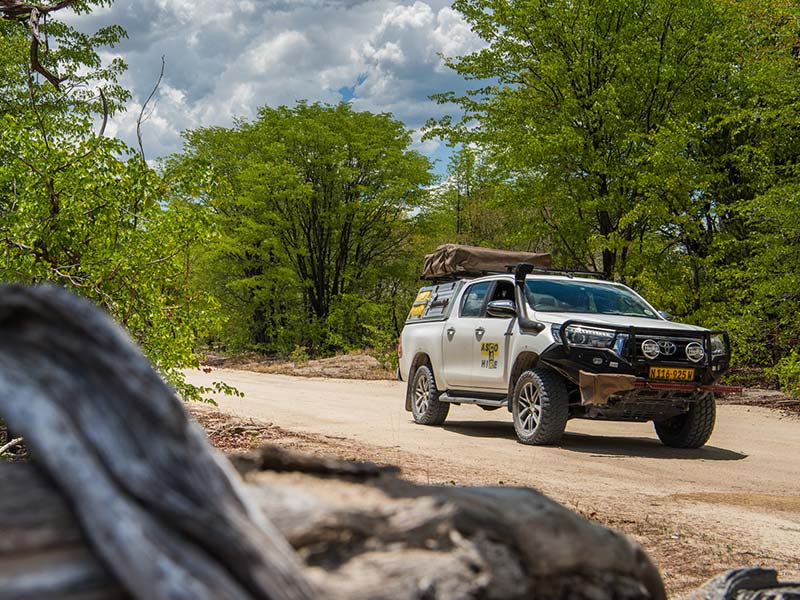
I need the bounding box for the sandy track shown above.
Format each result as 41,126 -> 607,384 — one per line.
187,368 -> 800,595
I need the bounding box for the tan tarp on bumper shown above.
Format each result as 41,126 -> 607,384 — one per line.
422,244 -> 552,279
579,371 -> 637,405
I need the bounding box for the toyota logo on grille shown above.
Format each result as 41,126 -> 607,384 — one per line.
658,341 -> 677,356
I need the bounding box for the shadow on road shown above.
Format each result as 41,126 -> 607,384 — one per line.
558,432 -> 747,461
442,420 -> 748,461
443,420 -> 516,439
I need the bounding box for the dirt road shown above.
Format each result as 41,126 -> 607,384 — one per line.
187,368 -> 800,595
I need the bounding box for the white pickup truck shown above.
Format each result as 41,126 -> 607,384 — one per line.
398,249 -> 739,448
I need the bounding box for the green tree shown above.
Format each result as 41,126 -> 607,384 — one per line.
426,147 -> 540,251
0,2 -> 221,398
174,102 -> 433,355
431,0 -> 747,275
432,0 -> 800,392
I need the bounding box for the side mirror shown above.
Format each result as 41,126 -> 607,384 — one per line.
487,299 -> 516,318
658,310 -> 673,321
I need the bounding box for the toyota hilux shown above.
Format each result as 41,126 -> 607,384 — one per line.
398,245 -> 740,447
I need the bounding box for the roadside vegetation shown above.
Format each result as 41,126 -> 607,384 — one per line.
1,0 -> 799,396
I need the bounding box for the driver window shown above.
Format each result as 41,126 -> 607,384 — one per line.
490,280 -> 515,303
460,281 -> 492,317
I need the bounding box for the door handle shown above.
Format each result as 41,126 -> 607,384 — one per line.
446,327 -> 456,340
475,327 -> 485,339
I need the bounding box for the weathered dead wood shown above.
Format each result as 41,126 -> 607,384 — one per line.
2,456 -> 667,600
229,443 -> 401,478
0,462 -> 123,599
242,468 -> 667,600
0,435 -> 23,455
688,567 -> 800,600
0,285 -> 314,599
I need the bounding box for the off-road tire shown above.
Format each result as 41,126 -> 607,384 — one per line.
410,364 -> 449,425
511,368 -> 569,445
654,394 -> 716,448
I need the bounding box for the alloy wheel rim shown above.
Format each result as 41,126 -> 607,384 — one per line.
518,381 -> 542,433
414,372 -> 430,414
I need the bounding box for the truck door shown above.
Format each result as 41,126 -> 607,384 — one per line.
471,280 -> 516,391
441,281 -> 492,389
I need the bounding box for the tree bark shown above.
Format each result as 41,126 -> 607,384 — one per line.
0,285 -> 314,600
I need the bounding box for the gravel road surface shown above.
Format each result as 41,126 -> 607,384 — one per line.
187,368 -> 800,595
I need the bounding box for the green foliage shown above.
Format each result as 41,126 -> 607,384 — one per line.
431,0 -> 800,394
431,0 -> 743,274
770,352 -> 800,400
289,345 -> 310,365
172,102 -> 434,356
0,3 -> 222,400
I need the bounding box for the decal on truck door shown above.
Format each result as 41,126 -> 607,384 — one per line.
480,342 -> 499,369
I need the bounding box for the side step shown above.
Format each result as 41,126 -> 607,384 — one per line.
440,392 -> 508,408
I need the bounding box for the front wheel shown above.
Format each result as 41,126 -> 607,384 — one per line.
410,364 -> 449,425
511,368 -> 569,445
654,395 -> 716,448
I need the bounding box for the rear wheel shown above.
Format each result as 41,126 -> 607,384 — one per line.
410,364 -> 449,425
511,368 -> 569,445
654,395 -> 715,448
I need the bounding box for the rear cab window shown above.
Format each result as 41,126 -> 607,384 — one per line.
406,281 -> 462,322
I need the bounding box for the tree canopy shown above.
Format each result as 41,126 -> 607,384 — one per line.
429,0 -> 800,390
172,102 -> 433,356
0,1 -> 221,398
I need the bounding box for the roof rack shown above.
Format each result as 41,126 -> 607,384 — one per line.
424,270 -> 506,282
524,267 -> 609,280
425,266 -> 608,283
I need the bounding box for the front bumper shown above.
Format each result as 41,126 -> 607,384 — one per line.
541,320 -> 737,398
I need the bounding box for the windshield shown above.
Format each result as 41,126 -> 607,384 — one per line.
525,279 -> 659,319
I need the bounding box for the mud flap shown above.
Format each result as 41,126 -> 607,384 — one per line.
579,371 -> 637,405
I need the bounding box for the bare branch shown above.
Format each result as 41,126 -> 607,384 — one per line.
97,87 -> 108,137
0,436 -> 23,455
29,8 -> 65,88
137,56 -> 165,162
0,0 -> 77,20
0,0 -> 82,89
0,0 -> 82,88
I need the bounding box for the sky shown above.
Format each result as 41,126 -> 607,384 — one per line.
64,0 -> 485,174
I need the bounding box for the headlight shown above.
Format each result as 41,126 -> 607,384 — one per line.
563,324 -> 616,348
612,333 -> 628,356
710,333 -> 727,357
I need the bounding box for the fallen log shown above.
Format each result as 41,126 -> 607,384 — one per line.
688,567 -> 800,600
2,455 -> 666,600
0,285 -> 313,600
0,284 -> 773,600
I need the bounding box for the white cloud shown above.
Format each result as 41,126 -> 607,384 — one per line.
379,1 -> 435,31
247,31 -> 311,74
66,0 -> 485,171
410,128 -> 440,155
433,7 -> 485,60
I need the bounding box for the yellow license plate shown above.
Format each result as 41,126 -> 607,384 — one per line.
649,367 -> 694,381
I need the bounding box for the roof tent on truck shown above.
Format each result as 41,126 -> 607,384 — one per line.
421,243 -> 552,281
408,244 -> 552,323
